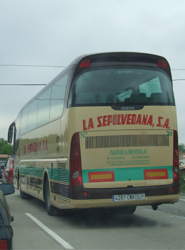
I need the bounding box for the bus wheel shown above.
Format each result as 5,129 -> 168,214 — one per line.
19,179 -> 30,199
45,178 -> 60,216
123,206 -> 136,214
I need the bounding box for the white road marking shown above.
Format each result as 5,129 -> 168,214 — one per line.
26,213 -> 74,250
179,198 -> 185,202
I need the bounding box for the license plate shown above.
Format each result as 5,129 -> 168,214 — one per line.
112,193 -> 145,201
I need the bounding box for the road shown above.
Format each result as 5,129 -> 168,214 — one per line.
6,190 -> 185,250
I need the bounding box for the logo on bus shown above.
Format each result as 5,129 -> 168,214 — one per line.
24,140 -> 48,154
82,114 -> 170,131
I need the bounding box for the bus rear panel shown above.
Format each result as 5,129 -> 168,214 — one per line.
67,52 -> 179,209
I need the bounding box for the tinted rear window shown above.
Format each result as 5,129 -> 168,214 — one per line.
70,67 -> 174,107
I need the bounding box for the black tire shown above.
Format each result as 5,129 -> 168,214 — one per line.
44,178 -> 60,216
19,178 -> 30,199
123,206 -> 136,214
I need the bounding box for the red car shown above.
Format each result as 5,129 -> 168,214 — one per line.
2,157 -> 14,184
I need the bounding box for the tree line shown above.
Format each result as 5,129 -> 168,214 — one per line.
0,138 -> 13,156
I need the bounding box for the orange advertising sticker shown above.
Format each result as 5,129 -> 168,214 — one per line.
88,171 -> 115,182
144,169 -> 168,180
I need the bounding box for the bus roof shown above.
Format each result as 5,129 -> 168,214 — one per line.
70,52 -> 172,80
70,52 -> 169,67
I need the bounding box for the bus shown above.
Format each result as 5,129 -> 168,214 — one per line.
8,52 -> 179,215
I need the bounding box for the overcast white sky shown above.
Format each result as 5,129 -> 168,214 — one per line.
0,0 -> 185,143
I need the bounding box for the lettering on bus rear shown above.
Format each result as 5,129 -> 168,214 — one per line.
107,148 -> 150,167
82,114 -> 171,131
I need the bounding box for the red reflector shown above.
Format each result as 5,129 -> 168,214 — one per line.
158,60 -> 168,68
144,169 -> 168,180
79,60 -> 91,68
84,192 -> 88,197
0,240 -> 8,250
88,171 -> 115,182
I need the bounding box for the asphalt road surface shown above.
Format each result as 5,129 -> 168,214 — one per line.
6,190 -> 185,250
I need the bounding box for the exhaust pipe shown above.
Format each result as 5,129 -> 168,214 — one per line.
152,204 -> 158,211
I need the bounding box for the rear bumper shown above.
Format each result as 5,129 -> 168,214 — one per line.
68,181 -> 179,208
69,194 -> 179,209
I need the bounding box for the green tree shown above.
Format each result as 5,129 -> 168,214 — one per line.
178,143 -> 185,154
179,170 -> 185,193
179,143 -> 185,193
0,138 -> 13,155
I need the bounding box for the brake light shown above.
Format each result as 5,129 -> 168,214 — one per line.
158,60 -> 168,68
70,133 -> 82,186
10,160 -> 14,169
0,240 -> 8,250
173,130 -> 179,182
79,60 -> 91,68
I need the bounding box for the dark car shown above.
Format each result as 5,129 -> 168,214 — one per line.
0,161 -> 6,181
0,183 -> 14,250
2,158 -> 14,184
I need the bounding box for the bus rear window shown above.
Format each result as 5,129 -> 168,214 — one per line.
70,67 -> 174,107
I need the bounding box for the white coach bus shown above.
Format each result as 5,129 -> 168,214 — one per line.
8,52 -> 179,215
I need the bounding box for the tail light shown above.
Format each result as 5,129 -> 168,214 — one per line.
9,168 -> 14,180
158,60 -> 168,68
10,160 -> 14,169
0,240 -> 8,250
70,133 -> 82,186
79,60 -> 91,68
173,130 -> 179,182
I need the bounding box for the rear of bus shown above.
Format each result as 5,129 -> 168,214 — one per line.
67,52 -> 179,210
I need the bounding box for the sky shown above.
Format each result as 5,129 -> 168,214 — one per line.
0,0 -> 185,143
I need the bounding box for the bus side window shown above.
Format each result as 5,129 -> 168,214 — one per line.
27,100 -> 38,132
37,87 -> 51,127
20,106 -> 29,135
50,73 -> 68,120
15,114 -> 21,141
15,114 -> 21,154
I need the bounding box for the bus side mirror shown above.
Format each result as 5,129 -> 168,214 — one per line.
8,122 -> 15,143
